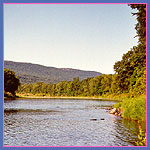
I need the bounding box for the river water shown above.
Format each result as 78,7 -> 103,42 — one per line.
4,98 -> 145,146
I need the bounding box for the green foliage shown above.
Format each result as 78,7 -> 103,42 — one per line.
89,77 -> 100,96
113,4 -> 146,96
135,125 -> 146,146
129,4 -> 146,46
4,68 -> 20,96
80,78 -> 91,96
17,75 -> 114,97
129,67 -> 146,97
114,102 -> 122,108
119,96 -> 146,121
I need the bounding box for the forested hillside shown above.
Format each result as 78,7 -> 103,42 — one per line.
4,61 -> 101,84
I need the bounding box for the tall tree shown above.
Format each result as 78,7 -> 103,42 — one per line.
113,4 -> 146,95
129,4 -> 146,46
4,68 -> 20,96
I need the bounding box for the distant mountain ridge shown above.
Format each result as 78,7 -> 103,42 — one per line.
4,61 -> 102,84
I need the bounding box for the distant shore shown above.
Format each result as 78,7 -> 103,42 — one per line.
14,94 -> 122,101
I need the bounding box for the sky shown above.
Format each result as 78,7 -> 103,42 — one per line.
4,4 -> 138,74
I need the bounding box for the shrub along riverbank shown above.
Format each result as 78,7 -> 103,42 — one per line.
114,95 -> 146,122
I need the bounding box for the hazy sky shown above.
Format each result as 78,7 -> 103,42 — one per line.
4,4 -> 138,74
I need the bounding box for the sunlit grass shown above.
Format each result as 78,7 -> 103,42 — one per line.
114,95 -> 146,122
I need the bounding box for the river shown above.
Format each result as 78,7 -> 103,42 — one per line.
4,98 -> 146,146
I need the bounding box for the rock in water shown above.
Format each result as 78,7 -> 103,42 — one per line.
90,119 -> 97,121
109,108 -> 117,114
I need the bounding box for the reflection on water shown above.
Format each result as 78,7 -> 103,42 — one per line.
4,99 -> 146,146
112,118 -> 145,146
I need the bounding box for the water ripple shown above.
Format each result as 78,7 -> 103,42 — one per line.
4,98 -> 146,146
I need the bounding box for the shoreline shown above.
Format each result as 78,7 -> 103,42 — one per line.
12,94 -> 122,101
5,94 -> 145,123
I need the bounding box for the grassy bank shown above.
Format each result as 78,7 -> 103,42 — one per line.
114,95 -> 146,122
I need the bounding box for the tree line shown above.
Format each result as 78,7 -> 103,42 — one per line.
17,75 -> 113,97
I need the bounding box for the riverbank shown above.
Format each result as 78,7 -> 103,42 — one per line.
112,95 -> 146,122
4,92 -> 19,100
15,93 -> 122,101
